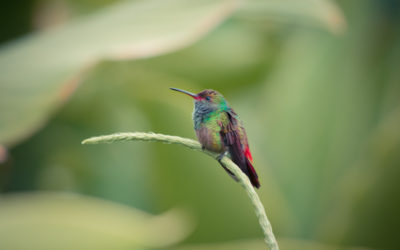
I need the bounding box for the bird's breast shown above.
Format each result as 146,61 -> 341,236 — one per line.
195,123 -> 225,153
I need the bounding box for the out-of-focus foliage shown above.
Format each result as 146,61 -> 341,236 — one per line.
0,0 -> 399,249
0,192 -> 192,249
0,0 -> 238,147
170,238 -> 371,250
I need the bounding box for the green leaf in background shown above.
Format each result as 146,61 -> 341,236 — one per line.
0,0 -> 238,147
4,0 -> 398,249
0,0 -> 345,149
0,192 -> 193,250
237,0 -> 346,34
258,1 -> 400,248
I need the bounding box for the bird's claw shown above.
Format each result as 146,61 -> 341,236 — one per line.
217,151 -> 228,162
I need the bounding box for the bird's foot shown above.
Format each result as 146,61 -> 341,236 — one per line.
217,151 -> 228,162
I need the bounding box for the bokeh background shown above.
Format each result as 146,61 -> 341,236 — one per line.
1,0 -> 399,249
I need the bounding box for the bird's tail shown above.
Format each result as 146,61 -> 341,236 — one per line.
245,158 -> 260,188
218,156 -> 260,189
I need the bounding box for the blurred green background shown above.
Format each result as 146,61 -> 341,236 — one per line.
0,0 -> 399,249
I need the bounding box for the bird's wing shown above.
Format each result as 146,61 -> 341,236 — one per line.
219,110 -> 260,188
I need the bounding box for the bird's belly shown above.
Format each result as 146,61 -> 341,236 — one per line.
196,126 -> 224,153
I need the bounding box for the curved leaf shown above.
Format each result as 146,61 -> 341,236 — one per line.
237,0 -> 346,34
0,0 -> 238,147
0,192 -> 193,249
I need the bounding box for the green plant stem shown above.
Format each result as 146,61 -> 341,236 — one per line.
82,132 -> 279,250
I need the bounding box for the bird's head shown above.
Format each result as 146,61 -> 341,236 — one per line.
170,88 -> 228,111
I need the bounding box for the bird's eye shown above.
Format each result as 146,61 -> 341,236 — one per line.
205,96 -> 211,101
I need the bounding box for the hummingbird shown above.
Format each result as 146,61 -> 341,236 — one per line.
170,88 -> 260,188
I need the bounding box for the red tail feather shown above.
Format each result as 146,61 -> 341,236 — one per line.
244,147 -> 253,163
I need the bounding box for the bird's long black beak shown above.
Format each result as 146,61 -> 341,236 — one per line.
170,87 -> 198,99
